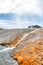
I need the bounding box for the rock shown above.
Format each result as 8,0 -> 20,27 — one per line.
11,29 -> 43,65
0,45 -> 18,65
0,29 -> 32,46
0,29 -> 33,65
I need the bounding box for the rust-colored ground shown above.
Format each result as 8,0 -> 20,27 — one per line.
7,34 -> 23,47
12,29 -> 43,65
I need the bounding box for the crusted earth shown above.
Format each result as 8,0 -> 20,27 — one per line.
11,29 -> 43,65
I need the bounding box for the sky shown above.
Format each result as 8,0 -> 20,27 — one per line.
0,0 -> 43,29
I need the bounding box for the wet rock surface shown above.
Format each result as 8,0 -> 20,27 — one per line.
0,45 -> 18,65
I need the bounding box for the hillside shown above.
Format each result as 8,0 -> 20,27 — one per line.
0,29 -> 32,46
0,28 -> 43,65
11,29 -> 43,65
0,28 -> 32,65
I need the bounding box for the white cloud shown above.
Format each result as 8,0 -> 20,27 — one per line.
0,20 -> 30,29
39,0 -> 43,16
15,0 -> 41,15
0,0 -> 43,29
0,19 -> 43,29
0,0 -> 15,13
0,0 -> 43,16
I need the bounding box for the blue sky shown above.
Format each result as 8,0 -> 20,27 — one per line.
0,0 -> 43,29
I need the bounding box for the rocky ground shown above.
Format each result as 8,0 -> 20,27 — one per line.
0,45 -> 18,65
0,28 -> 43,65
12,28 -> 43,65
0,28 -> 32,65
0,29 -> 32,45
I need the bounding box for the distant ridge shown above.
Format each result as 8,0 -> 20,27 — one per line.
0,28 -> 4,30
28,25 -> 41,29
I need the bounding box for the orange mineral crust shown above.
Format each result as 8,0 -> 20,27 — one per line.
12,29 -> 43,65
8,34 -> 23,47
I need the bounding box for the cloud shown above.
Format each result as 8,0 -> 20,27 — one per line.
15,0 -> 43,16
0,0 -> 15,13
0,0 -> 43,16
0,20 -> 30,29
39,0 -> 43,16
0,14 -> 43,29
15,0 -> 40,14
0,0 -> 43,29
